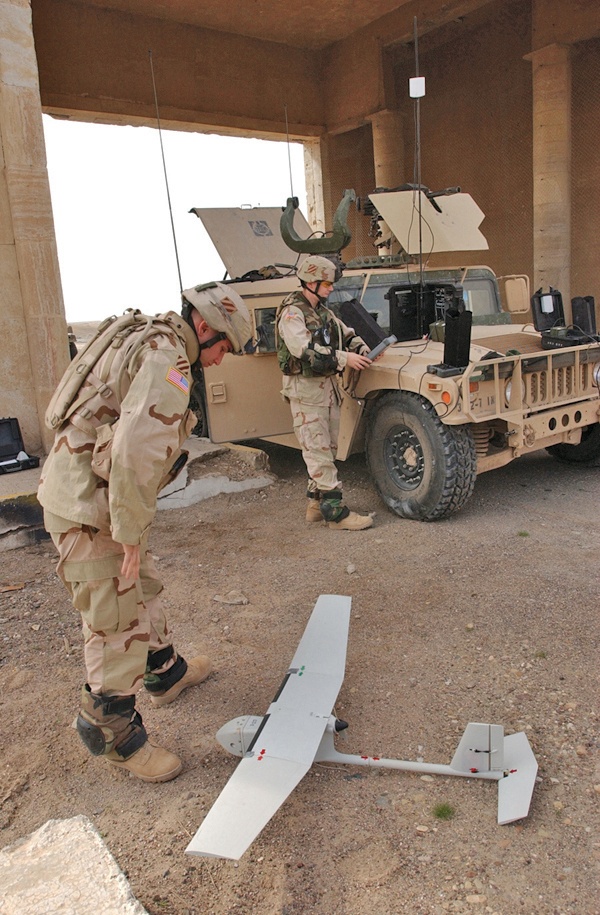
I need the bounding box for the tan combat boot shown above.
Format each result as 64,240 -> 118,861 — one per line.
106,741 -> 182,782
147,654 -> 213,708
77,685 -> 182,783
306,497 -> 323,523
327,510 -> 373,531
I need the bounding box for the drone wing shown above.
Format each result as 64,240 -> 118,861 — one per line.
186,594 -> 352,860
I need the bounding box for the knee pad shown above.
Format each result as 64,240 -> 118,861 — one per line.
144,654 -> 187,694
76,708 -> 147,759
76,714 -> 109,756
77,688 -> 146,759
146,644 -> 175,672
319,490 -> 345,521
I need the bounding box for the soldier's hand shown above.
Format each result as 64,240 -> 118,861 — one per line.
346,351 -> 372,371
121,543 -> 141,580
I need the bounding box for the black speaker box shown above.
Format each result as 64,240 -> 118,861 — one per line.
0,417 -> 40,474
336,299 -> 387,350
531,287 -> 565,332
571,296 -> 597,335
443,309 -> 473,368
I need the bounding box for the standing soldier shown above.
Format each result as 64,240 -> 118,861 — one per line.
38,284 -> 251,782
276,255 -> 374,530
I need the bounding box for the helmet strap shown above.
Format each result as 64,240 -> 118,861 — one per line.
301,280 -> 328,306
198,331 -> 228,351
314,282 -> 330,305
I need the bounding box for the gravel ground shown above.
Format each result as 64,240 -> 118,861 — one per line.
0,442 -> 599,915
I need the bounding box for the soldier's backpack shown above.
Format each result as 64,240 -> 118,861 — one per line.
45,309 -> 161,431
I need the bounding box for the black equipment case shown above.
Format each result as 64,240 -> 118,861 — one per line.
0,418 -> 40,474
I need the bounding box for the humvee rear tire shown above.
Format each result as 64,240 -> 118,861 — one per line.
366,392 -> 477,521
546,422 -> 600,465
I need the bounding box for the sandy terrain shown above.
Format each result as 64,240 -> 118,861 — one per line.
1,441 -> 599,915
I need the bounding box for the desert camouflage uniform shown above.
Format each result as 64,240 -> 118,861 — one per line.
276,291 -> 368,518
38,311 -> 199,696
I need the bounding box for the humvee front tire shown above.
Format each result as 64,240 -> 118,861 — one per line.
546,422 -> 600,465
366,392 -> 477,521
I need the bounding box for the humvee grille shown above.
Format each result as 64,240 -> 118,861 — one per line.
463,343 -> 600,421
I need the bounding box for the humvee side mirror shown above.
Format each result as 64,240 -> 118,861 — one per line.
499,275 -> 530,314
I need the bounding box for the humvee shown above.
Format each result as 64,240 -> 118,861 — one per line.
190,187 -> 600,521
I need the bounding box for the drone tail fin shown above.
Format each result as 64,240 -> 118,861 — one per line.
496,732 -> 538,825
451,722 -> 505,773
451,722 -> 537,824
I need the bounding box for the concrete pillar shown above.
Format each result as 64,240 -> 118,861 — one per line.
526,44 -> 572,319
367,109 -> 404,254
0,0 -> 68,455
303,137 -> 326,235
368,108 -> 405,189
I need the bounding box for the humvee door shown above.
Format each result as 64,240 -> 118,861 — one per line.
201,280 -> 297,445
202,351 -> 293,445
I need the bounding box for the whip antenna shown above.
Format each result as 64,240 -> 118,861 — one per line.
284,104 -> 295,199
149,49 -> 183,293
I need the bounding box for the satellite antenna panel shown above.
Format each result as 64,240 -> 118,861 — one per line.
370,190 -> 489,254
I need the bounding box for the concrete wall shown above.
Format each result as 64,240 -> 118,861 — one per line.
393,0 -> 534,283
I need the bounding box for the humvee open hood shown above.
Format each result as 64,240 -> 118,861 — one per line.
191,205 -> 311,279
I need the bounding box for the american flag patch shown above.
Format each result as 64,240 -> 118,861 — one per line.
165,367 -> 189,394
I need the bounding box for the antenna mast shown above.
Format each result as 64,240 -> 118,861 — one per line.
409,17 -> 426,330
149,49 -> 183,293
284,104 -> 295,200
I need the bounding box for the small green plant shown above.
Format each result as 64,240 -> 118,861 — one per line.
433,802 -> 455,820
517,530 -> 530,537
534,650 -> 547,659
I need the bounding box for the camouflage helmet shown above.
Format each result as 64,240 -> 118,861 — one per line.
181,282 -> 252,353
296,255 -> 337,285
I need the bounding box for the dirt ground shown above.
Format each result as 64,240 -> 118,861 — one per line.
1,442 -> 599,915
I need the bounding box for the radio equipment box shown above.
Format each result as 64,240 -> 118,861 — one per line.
0,418 -> 40,474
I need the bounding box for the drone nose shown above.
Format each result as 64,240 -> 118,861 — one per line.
335,718 -> 349,733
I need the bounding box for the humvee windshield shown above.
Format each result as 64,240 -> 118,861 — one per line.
330,267 -> 502,334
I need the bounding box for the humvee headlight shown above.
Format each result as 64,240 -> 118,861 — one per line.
504,377 -> 526,406
593,362 -> 600,386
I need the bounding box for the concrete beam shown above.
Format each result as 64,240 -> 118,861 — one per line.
32,0 -> 324,140
532,0 -> 600,51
